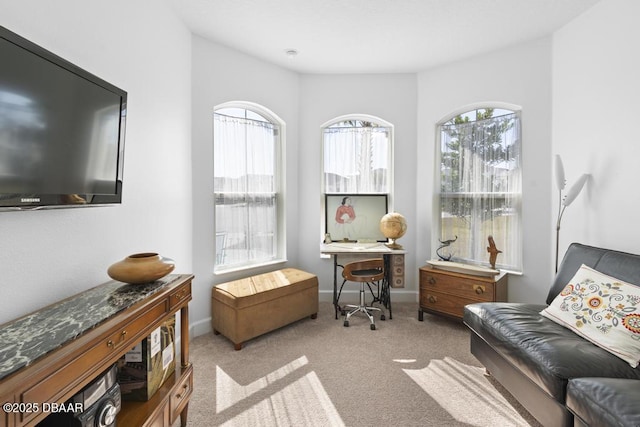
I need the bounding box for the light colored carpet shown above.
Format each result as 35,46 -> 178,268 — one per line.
185,302 -> 541,427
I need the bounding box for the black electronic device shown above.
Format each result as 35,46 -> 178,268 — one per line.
0,25 -> 127,211
39,364 -> 121,427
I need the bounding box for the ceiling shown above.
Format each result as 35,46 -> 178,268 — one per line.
168,0 -> 600,74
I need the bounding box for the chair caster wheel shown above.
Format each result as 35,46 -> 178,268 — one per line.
344,320 -> 349,327
381,314 -> 386,321
341,310 -> 346,316
370,324 -> 376,330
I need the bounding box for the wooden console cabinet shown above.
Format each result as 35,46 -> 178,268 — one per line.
0,274 -> 193,427
419,266 -> 507,320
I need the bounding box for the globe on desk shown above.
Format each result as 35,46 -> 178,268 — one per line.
380,212 -> 407,249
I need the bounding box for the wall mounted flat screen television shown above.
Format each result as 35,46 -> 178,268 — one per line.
0,25 -> 127,211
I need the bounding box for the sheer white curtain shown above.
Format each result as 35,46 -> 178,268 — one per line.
323,126 -> 390,193
214,112 -> 277,269
439,112 -> 522,271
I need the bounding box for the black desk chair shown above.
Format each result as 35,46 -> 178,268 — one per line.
338,258 -> 386,330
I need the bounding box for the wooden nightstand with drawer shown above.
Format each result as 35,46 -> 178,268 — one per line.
419,265 -> 508,320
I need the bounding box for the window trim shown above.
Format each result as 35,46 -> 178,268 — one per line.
434,102 -> 523,272
320,114 -> 395,243
213,101 -> 286,274
320,113 -> 395,196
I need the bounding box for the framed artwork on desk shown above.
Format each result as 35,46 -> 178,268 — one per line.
325,194 -> 388,242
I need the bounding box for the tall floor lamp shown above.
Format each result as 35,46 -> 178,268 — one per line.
555,155 -> 589,272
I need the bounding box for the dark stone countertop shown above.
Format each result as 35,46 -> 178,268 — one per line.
0,275 -> 180,381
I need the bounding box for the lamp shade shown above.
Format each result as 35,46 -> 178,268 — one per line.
555,155 -> 566,191
563,174 -> 588,207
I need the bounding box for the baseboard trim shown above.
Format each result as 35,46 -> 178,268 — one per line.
192,291 -> 419,338
191,317 -> 213,338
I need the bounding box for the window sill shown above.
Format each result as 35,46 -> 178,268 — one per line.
214,258 -> 288,276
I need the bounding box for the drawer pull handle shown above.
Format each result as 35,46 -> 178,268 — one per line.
428,277 -> 436,285
176,384 -> 189,399
174,290 -> 188,301
474,286 -> 485,294
428,295 -> 437,303
107,331 -> 127,349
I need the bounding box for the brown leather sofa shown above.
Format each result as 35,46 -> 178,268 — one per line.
464,243 -> 640,426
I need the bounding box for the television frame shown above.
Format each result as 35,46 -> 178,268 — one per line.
325,194 -> 388,242
0,25 -> 127,211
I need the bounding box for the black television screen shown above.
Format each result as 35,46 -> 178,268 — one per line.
0,26 -> 127,210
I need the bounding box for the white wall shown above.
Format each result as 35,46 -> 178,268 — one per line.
298,74 -> 418,302
417,37 -> 554,304
0,0 -> 193,324
552,0 -> 640,258
190,36 -> 300,335
3,0 -> 625,334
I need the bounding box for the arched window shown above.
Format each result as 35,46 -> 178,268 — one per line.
322,115 -> 393,242
213,103 -> 284,272
437,107 -> 522,272
322,116 -> 392,194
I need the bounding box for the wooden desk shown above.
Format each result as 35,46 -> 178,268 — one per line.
321,243 -> 405,320
0,274 -> 193,427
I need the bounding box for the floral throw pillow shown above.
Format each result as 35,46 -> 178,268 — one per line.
541,264 -> 640,367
